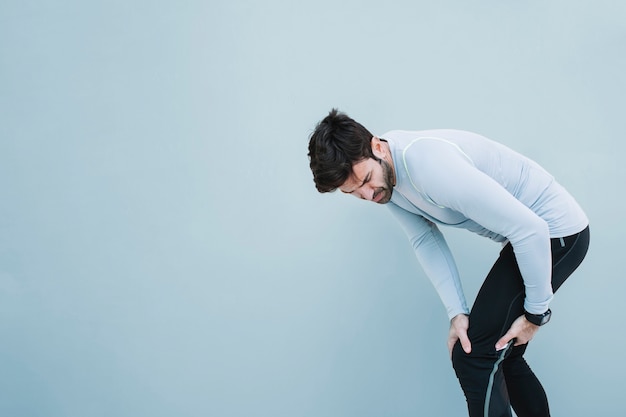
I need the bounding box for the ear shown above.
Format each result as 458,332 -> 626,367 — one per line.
370,136 -> 386,159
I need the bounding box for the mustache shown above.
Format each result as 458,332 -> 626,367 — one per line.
373,187 -> 391,203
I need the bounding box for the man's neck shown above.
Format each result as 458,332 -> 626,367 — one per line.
380,140 -> 397,186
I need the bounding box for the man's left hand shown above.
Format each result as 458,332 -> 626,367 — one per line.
495,315 -> 539,351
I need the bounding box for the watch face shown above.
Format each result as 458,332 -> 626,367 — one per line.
526,309 -> 551,326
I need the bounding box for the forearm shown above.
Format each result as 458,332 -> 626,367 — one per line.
388,204 -> 468,319
412,224 -> 469,320
508,221 -> 553,314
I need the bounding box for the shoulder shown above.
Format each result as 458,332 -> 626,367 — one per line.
401,135 -> 475,171
384,130 -> 476,154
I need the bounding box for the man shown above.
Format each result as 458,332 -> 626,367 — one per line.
307,109 -> 589,417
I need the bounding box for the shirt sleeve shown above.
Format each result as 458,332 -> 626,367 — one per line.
387,202 -> 469,320
404,139 -> 553,314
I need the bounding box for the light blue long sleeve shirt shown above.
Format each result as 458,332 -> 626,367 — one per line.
384,129 -> 588,319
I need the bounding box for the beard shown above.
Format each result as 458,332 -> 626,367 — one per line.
374,158 -> 395,204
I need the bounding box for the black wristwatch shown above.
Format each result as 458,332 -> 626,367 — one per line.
524,309 -> 552,326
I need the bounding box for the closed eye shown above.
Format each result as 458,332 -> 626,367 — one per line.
341,170 -> 372,194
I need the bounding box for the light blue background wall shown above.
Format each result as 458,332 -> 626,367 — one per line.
1,1 -> 624,416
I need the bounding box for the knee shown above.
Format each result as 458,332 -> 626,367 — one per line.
451,340 -> 472,371
502,354 -> 532,378
451,341 -> 504,377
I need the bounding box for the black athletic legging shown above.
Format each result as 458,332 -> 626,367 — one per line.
451,226 -> 590,417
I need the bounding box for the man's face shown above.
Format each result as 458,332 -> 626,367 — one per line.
339,157 -> 395,204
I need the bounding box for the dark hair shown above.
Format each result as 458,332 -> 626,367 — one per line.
307,109 -> 375,193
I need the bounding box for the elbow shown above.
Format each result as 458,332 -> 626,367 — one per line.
409,221 -> 438,250
510,215 -> 550,245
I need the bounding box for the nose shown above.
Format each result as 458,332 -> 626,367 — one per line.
356,186 -> 375,201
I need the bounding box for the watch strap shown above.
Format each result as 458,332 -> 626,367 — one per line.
524,309 -> 552,326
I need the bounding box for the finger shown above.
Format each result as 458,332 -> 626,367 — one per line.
447,338 -> 455,351
447,335 -> 458,357
458,329 -> 472,354
495,333 -> 513,351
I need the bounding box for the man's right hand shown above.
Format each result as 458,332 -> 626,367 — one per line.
448,313 -> 472,358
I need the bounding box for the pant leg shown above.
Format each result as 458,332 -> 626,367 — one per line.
452,243 -> 523,417
504,227 -> 590,417
452,226 -> 590,417
503,345 -> 550,417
